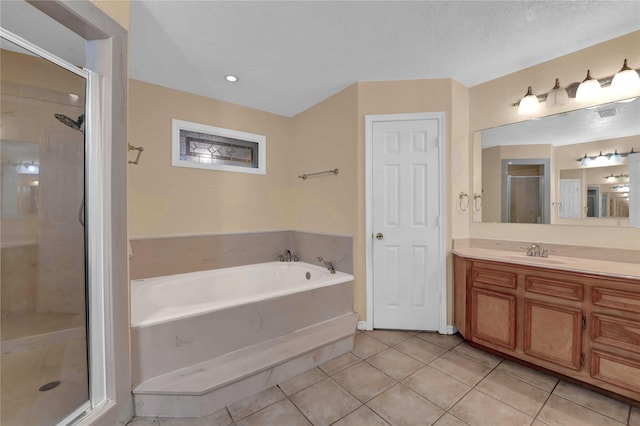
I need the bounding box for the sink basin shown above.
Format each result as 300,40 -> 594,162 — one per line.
501,254 -> 568,265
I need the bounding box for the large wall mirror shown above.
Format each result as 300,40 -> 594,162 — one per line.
473,97 -> 640,227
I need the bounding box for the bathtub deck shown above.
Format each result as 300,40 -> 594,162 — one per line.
133,312 -> 357,417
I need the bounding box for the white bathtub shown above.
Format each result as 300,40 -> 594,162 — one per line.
131,261 -> 352,328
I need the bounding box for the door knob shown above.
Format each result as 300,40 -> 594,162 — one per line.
375,233 -> 384,240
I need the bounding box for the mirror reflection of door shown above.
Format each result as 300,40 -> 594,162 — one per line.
559,179 -> 581,218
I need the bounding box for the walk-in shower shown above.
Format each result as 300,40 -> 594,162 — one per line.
1,36 -> 89,425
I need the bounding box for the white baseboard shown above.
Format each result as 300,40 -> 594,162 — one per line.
445,325 -> 458,335
357,321 -> 372,331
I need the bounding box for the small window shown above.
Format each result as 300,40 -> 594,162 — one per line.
172,119 -> 266,174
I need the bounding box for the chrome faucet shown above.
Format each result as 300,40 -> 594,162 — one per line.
317,256 -> 336,274
524,243 -> 541,257
284,249 -> 292,262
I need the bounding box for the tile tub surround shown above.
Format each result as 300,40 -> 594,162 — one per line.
129,231 -> 352,279
129,331 -> 640,426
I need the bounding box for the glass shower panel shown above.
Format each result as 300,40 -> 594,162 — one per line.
1,38 -> 88,425
509,176 -> 542,223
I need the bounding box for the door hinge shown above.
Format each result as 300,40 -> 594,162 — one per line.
580,353 -> 585,367
582,315 -> 587,329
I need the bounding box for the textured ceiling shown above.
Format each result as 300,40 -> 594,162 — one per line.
130,1 -> 640,117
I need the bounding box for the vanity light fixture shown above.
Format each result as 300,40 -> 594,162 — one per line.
612,59 -> 640,93
610,149 -> 623,164
580,153 -> 592,166
511,60 -> 640,112
576,69 -> 602,102
545,78 -> 569,107
604,173 -> 629,181
517,86 -> 540,115
225,75 -> 238,82
577,148 -> 637,167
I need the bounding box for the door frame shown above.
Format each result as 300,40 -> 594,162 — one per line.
363,112 -> 447,333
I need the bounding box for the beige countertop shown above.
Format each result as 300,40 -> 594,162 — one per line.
452,245 -> 640,281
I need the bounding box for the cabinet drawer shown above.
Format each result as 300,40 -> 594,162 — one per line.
592,314 -> 640,354
593,288 -> 640,314
525,275 -> 583,301
472,266 -> 517,289
591,350 -> 640,394
471,288 -> 516,350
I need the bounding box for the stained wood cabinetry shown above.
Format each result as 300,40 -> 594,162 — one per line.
453,254 -> 640,403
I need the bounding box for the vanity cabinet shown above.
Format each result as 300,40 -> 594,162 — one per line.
454,254 -> 640,403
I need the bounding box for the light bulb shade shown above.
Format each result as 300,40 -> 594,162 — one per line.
576,70 -> 602,102
518,86 -> 540,115
580,153 -> 592,166
611,59 -> 640,93
611,149 -> 623,164
546,79 -> 569,107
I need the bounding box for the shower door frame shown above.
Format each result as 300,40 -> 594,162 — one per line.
0,28 -> 108,423
500,158 -> 551,224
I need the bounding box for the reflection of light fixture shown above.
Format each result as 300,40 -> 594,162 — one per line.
612,59 -> 640,93
15,162 -> 40,175
576,70 -> 602,102
546,78 -> 569,107
613,184 -> 630,192
29,179 -> 39,186
604,172 -> 629,181
577,148 -> 637,167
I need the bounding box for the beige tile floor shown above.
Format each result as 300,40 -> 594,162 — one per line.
129,330 -> 640,426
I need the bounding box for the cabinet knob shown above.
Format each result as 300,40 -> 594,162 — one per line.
375,233 -> 384,240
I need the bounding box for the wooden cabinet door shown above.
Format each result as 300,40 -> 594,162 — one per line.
524,299 -> 583,370
471,288 -> 516,350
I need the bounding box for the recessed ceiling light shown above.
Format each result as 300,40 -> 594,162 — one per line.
225,75 -> 238,82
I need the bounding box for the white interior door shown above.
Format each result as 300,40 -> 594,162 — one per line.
372,118 -> 441,331
559,179 -> 581,219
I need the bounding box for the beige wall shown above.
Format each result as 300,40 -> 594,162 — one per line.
90,0 -> 130,31
128,30 -> 640,327
128,80 -> 291,237
469,31 -> 640,250
129,78 -> 466,324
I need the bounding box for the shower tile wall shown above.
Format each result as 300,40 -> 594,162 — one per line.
1,245 -> 38,316
129,231 -> 353,279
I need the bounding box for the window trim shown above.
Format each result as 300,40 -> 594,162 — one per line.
172,119 -> 266,175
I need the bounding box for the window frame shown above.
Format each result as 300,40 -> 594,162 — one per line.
171,119 -> 266,175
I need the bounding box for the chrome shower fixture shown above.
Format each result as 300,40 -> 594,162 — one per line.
54,113 -> 84,132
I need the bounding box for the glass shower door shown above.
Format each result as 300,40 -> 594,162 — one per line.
1,37 -> 89,425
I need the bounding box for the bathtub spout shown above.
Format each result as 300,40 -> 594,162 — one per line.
317,256 -> 336,274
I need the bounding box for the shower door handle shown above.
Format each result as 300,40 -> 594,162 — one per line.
79,197 -> 85,227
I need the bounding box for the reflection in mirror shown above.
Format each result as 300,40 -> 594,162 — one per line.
474,97 -> 640,227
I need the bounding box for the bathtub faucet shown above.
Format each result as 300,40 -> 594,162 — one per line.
317,257 -> 336,274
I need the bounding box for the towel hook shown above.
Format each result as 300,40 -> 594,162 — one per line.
128,143 -> 144,165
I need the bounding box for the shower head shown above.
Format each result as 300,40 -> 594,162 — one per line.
54,113 -> 84,132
